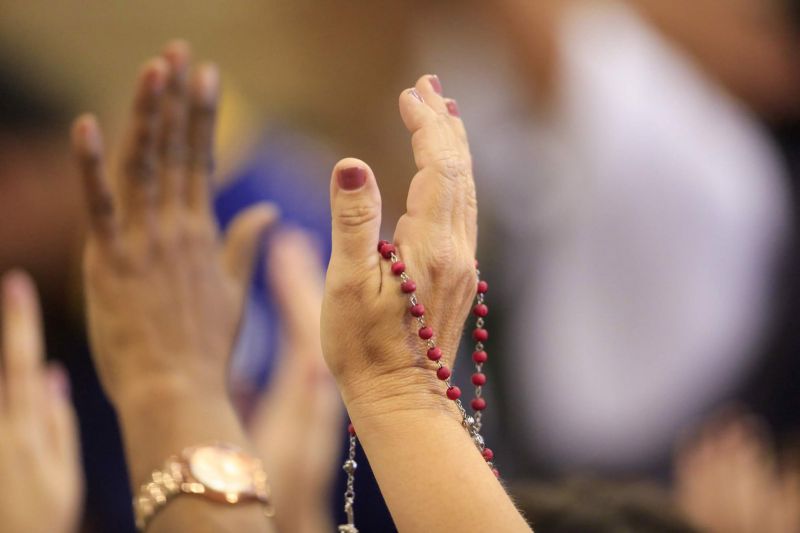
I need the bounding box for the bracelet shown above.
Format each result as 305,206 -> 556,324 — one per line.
133,443 -> 273,531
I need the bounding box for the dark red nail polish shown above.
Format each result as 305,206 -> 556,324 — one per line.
446,100 -> 460,117
430,75 -> 443,95
338,167 -> 367,190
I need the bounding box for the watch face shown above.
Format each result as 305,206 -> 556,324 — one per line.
187,445 -> 258,496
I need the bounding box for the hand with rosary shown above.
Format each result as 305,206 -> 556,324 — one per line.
321,75 -> 532,533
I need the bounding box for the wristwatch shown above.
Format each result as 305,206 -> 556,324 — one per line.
133,442 -> 274,531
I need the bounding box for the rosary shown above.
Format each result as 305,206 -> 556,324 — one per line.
337,241 -> 496,533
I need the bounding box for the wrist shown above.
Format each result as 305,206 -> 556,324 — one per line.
339,364 -> 462,427
114,373 -> 228,419
115,377 -> 249,489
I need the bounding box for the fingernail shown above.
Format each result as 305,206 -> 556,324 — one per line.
145,58 -> 168,93
429,75 -> 443,95
198,64 -> 220,106
408,88 -> 424,103
47,363 -> 71,399
164,39 -> 190,65
2,270 -> 27,304
337,167 -> 367,190
446,99 -> 460,117
81,116 -> 102,154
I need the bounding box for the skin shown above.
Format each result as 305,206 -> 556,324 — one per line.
0,270 -> 82,533
675,413 -> 800,533
71,41 -> 277,533
249,229 -> 343,533
321,75 -> 531,532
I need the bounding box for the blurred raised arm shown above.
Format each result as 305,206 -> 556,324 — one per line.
71,41 -> 277,533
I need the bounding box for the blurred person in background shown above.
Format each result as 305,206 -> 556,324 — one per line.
407,0 -> 800,478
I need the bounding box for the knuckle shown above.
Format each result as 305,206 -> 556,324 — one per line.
326,274 -> 369,298
465,182 -> 478,211
184,216 -> 218,243
136,92 -> 160,115
87,189 -> 114,219
79,152 -> 102,175
432,148 -> 470,181
192,99 -> 217,118
325,265 -> 373,300
160,141 -> 187,166
427,244 -> 473,284
335,203 -> 380,229
191,153 -> 215,177
123,155 -> 157,184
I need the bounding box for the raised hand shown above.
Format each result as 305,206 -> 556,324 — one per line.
322,76 -> 477,414
320,76 -> 530,532
249,229 -> 343,533
72,41 -> 276,410
71,41 -> 276,533
0,271 -> 82,533
676,413 -> 800,533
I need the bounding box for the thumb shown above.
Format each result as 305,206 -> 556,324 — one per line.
329,158 -> 383,270
222,203 -> 280,287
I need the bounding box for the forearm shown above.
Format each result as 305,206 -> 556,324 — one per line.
116,382 -> 275,533
344,379 -> 531,533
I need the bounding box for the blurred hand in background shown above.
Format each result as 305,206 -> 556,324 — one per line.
675,411 -> 800,533
72,41 -> 279,532
0,271 -> 82,533
74,41 -> 277,411
249,229 -> 343,533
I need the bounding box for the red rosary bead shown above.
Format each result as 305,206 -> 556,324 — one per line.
482,448 -> 494,461
401,280 -> 417,293
472,372 -> 487,386
419,326 -> 434,340
391,262 -> 406,275
473,328 -> 489,342
473,304 -> 489,317
410,303 -> 425,317
473,350 -> 488,363
477,280 -> 489,294
348,423 -> 356,436
379,242 -> 396,259
377,240 -> 390,252
427,346 -> 443,361
446,386 -> 461,400
492,468 -> 500,478
436,366 -> 451,380
471,397 -> 486,411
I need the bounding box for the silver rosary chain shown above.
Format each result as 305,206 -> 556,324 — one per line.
338,434 -> 359,533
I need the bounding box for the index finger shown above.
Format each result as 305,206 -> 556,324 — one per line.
2,270 -> 46,417
397,78 -> 477,251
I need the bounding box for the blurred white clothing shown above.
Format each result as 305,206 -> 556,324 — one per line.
419,1 -> 790,469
